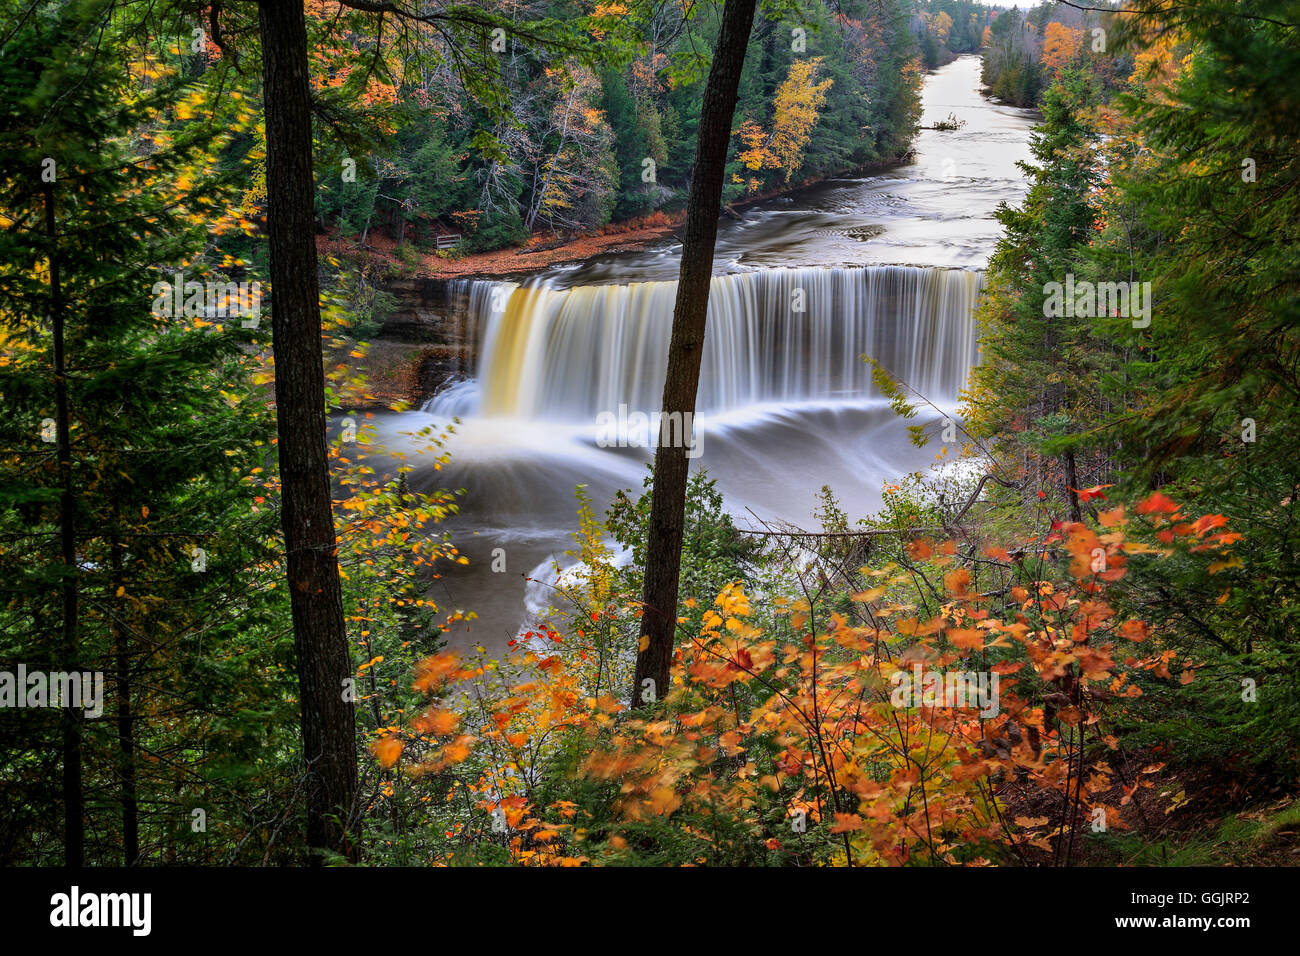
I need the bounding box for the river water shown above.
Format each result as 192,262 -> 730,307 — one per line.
369,55 -> 1036,652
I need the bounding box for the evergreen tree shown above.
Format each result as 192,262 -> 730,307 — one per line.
0,0 -> 298,864
967,70 -> 1104,517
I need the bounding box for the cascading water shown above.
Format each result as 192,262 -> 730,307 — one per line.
427,265 -> 982,422
373,55 -> 1036,651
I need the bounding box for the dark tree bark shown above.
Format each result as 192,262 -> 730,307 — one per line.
45,180 -> 82,867
110,530 -> 138,865
632,0 -> 757,708
1064,449 -> 1083,524
258,0 -> 358,862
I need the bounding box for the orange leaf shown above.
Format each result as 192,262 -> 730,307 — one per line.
829,813 -> 866,833
944,568 -> 971,596
413,706 -> 460,736
370,735 -> 403,769
413,651 -> 462,694
440,735 -> 475,765
1192,514 -> 1229,535
646,786 -> 681,816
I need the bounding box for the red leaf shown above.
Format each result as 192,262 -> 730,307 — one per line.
1136,491 -> 1179,515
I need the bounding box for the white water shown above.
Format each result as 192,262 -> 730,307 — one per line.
428,265 -> 982,422
370,57 -> 1036,650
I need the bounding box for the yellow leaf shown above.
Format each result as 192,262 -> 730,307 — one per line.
646,786 -> 681,816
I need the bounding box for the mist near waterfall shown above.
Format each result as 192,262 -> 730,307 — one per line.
367,56 -> 1035,651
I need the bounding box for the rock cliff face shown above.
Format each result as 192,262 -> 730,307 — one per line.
379,278 -> 474,343
372,278 -> 479,406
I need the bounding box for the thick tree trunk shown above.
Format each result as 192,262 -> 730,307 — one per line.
258,0 -> 358,862
45,180 -> 83,867
631,0 -> 756,708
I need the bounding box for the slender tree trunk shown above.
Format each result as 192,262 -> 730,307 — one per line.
631,0 -> 756,708
526,86 -> 577,233
1064,449 -> 1082,524
110,530 -> 138,865
45,180 -> 83,867
258,0 -> 358,863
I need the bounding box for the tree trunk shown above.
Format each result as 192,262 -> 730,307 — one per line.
631,0 -> 756,708
1064,449 -> 1082,524
110,530 -> 138,865
45,179 -> 83,867
258,0 -> 358,863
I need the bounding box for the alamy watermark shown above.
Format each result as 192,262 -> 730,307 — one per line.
0,665 -> 104,718
596,404 -> 702,459
890,664 -> 1000,718
1043,274 -> 1152,328
151,271 -> 262,328
50,886 -> 150,936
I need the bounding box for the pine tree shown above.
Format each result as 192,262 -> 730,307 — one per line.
0,0 -> 297,865
967,70 -> 1105,517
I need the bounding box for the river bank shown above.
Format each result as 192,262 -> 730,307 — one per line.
317,210 -> 682,285
317,149 -> 922,287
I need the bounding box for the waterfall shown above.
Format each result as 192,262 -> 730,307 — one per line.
426,265 -> 982,421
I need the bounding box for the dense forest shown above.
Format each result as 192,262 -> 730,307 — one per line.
313,0 -> 940,255
0,0 -> 1297,901
980,1 -> 1134,106
969,0 -> 1300,805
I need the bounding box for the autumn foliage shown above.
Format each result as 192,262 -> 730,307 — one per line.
369,491 -> 1236,866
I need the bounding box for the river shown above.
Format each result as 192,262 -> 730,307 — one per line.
367,55 -> 1037,652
